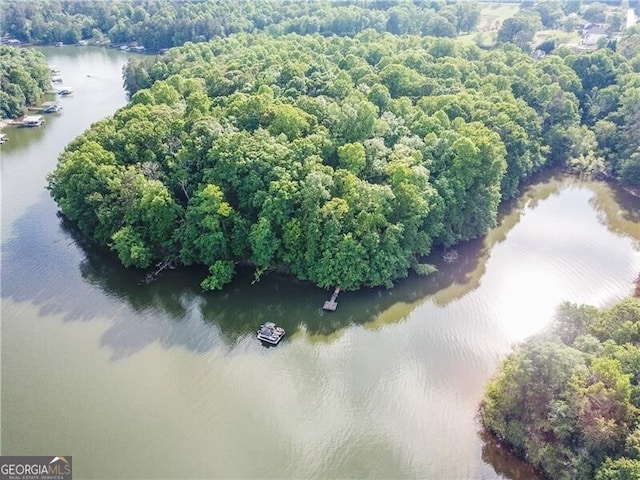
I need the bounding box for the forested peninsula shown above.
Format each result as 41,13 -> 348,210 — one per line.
0,46 -> 51,118
481,298 -> 640,479
47,27 -> 640,291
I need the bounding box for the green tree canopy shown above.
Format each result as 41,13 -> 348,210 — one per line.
0,45 -> 50,118
482,298 -> 640,479
49,28 -> 624,290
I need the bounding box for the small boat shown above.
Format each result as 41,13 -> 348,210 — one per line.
0,133 -> 8,144
19,115 -> 44,127
257,322 -> 286,345
52,76 -> 63,83
57,87 -> 73,96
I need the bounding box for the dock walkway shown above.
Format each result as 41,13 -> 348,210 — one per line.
323,287 -> 341,311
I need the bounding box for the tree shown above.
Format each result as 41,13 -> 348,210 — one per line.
337,142 -> 366,174
249,216 -> 279,270
427,119 -> 506,245
533,2 -> 564,29
570,358 -> 637,471
497,12 -> 542,49
596,457 -> 640,480
583,3 -> 607,24
454,2 -> 480,34
590,299 -> 640,344
620,151 -> 640,188
181,184 -> 233,264
423,14 -> 457,38
112,226 -> 152,268
566,50 -> 618,95
122,57 -> 153,97
265,103 -> 313,140
562,0 -> 582,15
618,25 -> 640,61
379,63 -> 426,98
608,11 -> 626,33
550,302 -> 601,346
201,260 -> 235,291
328,94 -> 377,143
47,141 -> 121,240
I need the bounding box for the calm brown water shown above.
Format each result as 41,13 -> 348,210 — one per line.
2,47 -> 640,479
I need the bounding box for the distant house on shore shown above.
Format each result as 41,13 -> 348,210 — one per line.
579,23 -> 608,50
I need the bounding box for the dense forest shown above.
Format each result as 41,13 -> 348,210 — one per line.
47,28 -> 640,291
1,0 -> 482,49
480,298 -> 640,479
0,46 -> 51,118
5,0 -> 637,53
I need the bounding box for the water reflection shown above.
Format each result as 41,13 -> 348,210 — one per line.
3,172 -> 639,361
590,181 -> 640,246
0,118 -> 52,154
480,431 -> 544,480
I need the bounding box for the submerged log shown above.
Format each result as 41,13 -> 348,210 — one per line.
443,250 -> 459,263
144,257 -> 176,284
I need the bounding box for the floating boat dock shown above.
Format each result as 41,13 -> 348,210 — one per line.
42,101 -> 62,113
29,102 -> 62,113
257,322 -> 286,345
19,115 -> 44,127
322,287 -> 341,311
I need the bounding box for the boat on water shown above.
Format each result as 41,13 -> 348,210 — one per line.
257,322 -> 286,345
19,115 -> 44,127
57,87 -> 73,96
0,133 -> 8,144
41,102 -> 62,113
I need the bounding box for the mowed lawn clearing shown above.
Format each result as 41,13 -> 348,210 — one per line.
478,3 -> 520,32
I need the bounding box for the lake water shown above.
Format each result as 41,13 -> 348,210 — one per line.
2,46 -> 640,479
